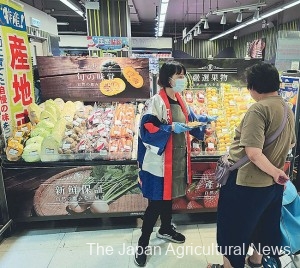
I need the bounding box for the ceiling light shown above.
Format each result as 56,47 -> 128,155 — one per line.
220,13 -> 226,24
57,22 -> 69,25
236,12 -> 243,23
157,0 -> 169,36
253,8 -> 260,20
194,30 -> 198,37
209,0 -> 300,41
60,0 -> 84,17
197,26 -> 202,35
204,19 -> 209,29
160,2 -> 168,14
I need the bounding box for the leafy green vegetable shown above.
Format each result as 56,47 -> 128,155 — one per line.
87,165 -> 139,203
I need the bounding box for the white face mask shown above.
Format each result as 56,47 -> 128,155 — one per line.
171,77 -> 187,92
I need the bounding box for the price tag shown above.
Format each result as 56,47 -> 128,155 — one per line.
76,117 -> 84,123
212,109 -> 218,114
65,130 -> 73,136
99,150 -> 108,156
110,146 -> 118,152
63,143 -> 71,149
64,115 -> 72,122
208,143 -> 215,149
124,145 -> 131,151
93,118 -> 100,124
79,144 -> 86,151
29,151 -> 38,156
192,143 -> 200,149
45,148 -> 54,154
222,128 -> 229,133
229,100 -> 236,106
73,120 -> 80,127
8,148 -> 18,155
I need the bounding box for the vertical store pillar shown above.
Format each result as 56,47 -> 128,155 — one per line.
86,0 -> 131,57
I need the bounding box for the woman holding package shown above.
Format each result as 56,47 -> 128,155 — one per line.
135,61 -> 216,267
208,63 -> 296,268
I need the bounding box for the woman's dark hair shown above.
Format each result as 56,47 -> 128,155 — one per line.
158,61 -> 186,88
246,62 -> 280,93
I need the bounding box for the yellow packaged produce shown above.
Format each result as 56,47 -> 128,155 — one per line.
61,101 -> 76,122
22,142 -> 42,162
17,122 -> 32,134
26,136 -> 44,146
51,118 -> 67,144
40,136 -> 60,162
30,127 -> 51,138
40,110 -> 57,124
44,100 -> 59,117
6,138 -> 24,161
36,120 -> 55,131
39,102 -> 45,111
28,103 -> 42,124
54,98 -> 65,111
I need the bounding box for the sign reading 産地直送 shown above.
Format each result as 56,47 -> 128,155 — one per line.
0,0 -> 34,141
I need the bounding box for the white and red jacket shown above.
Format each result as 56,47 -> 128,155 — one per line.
137,89 -> 205,200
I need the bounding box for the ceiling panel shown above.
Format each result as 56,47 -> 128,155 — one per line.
19,0 -> 300,38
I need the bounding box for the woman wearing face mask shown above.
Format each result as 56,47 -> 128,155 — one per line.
135,61 -> 216,267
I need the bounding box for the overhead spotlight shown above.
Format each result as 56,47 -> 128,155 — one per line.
204,19 -> 209,29
236,12 -> 243,23
233,35 -> 238,39
253,8 -> 260,20
173,39 -> 177,43
194,30 -> 198,37
184,38 -> 187,44
220,13 -> 226,24
197,26 -> 202,35
189,34 -> 193,41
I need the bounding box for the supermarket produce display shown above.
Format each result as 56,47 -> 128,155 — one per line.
6,100 -> 142,163
2,57 -> 285,222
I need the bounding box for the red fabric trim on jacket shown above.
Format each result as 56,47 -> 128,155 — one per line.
159,89 -> 173,200
144,122 -> 160,133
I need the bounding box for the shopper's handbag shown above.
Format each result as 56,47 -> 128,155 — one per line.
280,180 -> 300,255
215,104 -> 288,186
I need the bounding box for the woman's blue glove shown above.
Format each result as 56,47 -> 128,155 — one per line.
172,122 -> 192,133
197,115 -> 218,123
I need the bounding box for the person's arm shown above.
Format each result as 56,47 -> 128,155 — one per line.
245,147 -> 288,185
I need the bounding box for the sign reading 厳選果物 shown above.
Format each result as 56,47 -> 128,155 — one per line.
0,0 -> 34,141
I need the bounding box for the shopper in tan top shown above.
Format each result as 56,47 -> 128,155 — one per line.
208,63 -> 296,268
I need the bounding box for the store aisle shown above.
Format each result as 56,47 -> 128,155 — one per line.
0,221 -> 297,268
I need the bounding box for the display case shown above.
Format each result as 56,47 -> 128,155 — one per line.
2,57 -> 293,223
279,70 -> 300,189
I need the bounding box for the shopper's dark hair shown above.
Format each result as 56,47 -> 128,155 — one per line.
158,61 -> 186,88
246,62 -> 280,93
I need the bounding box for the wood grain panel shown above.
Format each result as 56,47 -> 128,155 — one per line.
36,56 -> 150,102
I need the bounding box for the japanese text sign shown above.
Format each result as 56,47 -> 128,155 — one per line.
0,0 -> 34,140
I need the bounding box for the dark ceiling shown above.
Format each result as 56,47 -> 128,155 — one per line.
21,0 -> 300,39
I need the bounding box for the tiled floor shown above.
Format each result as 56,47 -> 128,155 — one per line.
0,215 -> 298,268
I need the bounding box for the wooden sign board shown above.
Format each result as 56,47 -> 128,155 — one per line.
36,56 -> 150,102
